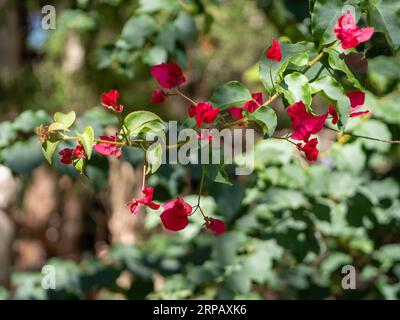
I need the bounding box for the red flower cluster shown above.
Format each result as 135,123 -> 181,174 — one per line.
266,38 -> 282,62
334,13 -> 374,49
188,102 -> 220,128
160,197 -> 227,234
93,133 -> 122,159
287,102 -> 326,163
287,101 -> 328,142
102,89 -> 123,113
59,143 -> 86,164
228,92 -> 263,120
127,187 -> 160,215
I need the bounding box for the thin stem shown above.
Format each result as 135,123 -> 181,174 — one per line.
175,88 -> 197,105
116,113 -> 130,146
272,136 -> 298,147
261,93 -> 279,107
142,162 -> 147,190
96,139 -> 125,146
63,135 -> 125,146
197,171 -> 205,208
63,136 -> 79,140
324,125 -> 400,144
222,118 -> 248,129
198,207 -> 207,220
269,67 -> 276,94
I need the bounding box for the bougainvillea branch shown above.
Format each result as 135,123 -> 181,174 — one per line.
35,11 -> 398,236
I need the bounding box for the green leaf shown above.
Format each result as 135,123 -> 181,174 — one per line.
124,111 -> 165,136
146,143 -> 163,173
212,232 -> 245,267
259,41 -> 317,94
2,137 -> 43,177
282,72 -> 312,110
202,164 -> 232,185
73,157 -> 85,174
174,11 -> 197,42
121,15 -> 158,48
77,126 -> 94,160
320,252 -> 352,276
136,0 -> 179,13
368,0 -> 400,50
225,269 -> 252,294
324,48 -> 364,90
210,81 -> 252,109
247,107 -> 277,137
0,122 -> 17,148
53,111 -> 76,130
310,75 -> 350,127
141,46 -> 167,66
48,122 -> 69,132
311,0 -> 345,49
42,140 -> 60,165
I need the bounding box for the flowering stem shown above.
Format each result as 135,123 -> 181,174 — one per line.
62,135 -> 125,146
97,139 -> 125,146
175,88 -> 197,105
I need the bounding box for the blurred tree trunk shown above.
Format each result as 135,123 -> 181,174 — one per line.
0,165 -> 19,286
0,0 -> 21,70
108,160 -> 145,245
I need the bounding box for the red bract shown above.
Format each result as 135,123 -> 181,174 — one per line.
101,89 -> 123,113
160,197 -> 192,232
298,138 -> 319,162
151,89 -> 167,104
127,187 -> 160,215
348,91 -> 370,117
59,148 -> 73,164
328,106 -> 339,125
72,143 -> 86,159
266,38 -> 282,62
228,92 -> 263,120
188,102 -> 220,128
205,218 -> 226,235
93,134 -> 122,159
334,13 -> 374,49
150,63 -> 186,89
228,107 -> 244,120
287,101 -> 328,142
328,91 -> 370,124
243,92 -> 263,113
